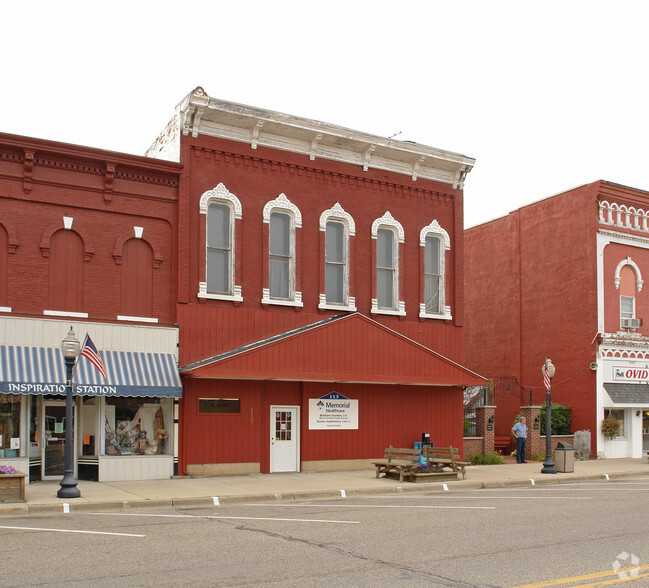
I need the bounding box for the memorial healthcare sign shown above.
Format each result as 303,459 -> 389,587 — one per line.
309,392 -> 358,430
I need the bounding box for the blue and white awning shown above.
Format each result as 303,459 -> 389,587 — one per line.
0,345 -> 182,398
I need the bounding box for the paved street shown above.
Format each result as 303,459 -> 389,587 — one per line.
3,476 -> 649,587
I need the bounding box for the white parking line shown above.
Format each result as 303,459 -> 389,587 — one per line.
91,512 -> 359,524
248,503 -> 496,509
0,525 -> 145,537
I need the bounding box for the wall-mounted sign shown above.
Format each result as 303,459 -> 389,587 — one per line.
309,392 -> 358,430
613,366 -> 649,382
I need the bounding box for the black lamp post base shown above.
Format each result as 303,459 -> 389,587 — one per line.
57,473 -> 80,498
541,460 -> 557,474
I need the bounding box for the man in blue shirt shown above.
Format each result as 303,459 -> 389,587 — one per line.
512,417 -> 528,463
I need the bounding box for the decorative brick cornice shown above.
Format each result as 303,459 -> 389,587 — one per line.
189,145 -> 454,205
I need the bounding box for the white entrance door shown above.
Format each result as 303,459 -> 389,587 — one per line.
270,406 -> 299,473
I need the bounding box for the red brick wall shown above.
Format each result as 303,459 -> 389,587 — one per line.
178,134 -> 467,364
464,183 -> 602,447
0,133 -> 181,325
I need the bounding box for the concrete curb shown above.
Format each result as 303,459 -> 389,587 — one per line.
3,467 -> 649,517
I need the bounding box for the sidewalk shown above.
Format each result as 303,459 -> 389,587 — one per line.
3,458 -> 649,516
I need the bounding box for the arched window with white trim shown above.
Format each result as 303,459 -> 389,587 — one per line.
419,220 -> 451,319
262,193 -> 303,307
371,212 -> 405,316
198,183 -> 243,302
319,203 -> 356,311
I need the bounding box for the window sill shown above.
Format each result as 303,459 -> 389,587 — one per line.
198,283 -> 243,302
318,294 -> 356,312
0,306 -> 11,313
419,304 -> 452,320
44,310 -> 89,318
371,300 -> 406,317
261,289 -> 303,308
117,315 -> 159,324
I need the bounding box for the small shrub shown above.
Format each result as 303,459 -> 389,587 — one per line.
470,451 -> 505,465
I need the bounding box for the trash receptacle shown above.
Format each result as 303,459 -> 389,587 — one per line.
415,435 -> 434,465
555,442 -> 574,473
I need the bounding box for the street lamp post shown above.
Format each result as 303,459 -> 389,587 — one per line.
541,358 -> 557,475
57,327 -> 81,499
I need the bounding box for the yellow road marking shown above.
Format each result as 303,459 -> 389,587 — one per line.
513,564 -> 649,587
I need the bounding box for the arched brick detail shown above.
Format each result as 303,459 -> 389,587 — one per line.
40,220 -> 94,261
112,229 -> 163,268
0,216 -> 20,253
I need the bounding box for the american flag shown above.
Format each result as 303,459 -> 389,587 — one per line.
543,361 -> 552,390
81,334 -> 107,380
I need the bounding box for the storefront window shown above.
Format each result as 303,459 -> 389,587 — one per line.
605,409 -> 625,437
0,394 -> 21,457
104,397 -> 171,456
81,396 -> 98,456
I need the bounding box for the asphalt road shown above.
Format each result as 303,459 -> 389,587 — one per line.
3,478 -> 649,587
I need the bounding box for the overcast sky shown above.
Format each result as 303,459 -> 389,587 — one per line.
2,1 -> 648,228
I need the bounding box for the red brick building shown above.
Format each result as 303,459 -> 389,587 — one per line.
147,88 -> 485,475
0,132 -> 182,482
464,180 -> 649,458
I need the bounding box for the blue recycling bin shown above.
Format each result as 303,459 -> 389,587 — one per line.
414,440 -> 434,465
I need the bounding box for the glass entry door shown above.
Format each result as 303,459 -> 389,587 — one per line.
42,402 -> 69,479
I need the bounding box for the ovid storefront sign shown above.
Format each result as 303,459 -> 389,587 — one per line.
309,392 -> 358,430
613,367 -> 649,382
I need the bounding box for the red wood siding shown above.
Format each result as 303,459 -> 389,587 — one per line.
184,313 -> 484,386
180,378 -> 465,474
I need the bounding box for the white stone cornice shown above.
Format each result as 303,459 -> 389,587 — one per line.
175,87 -> 475,187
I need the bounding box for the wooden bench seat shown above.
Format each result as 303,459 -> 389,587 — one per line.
421,446 -> 469,480
494,436 -> 512,450
371,447 -> 420,482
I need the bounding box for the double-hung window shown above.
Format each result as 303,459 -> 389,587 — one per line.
269,211 -> 292,299
262,193 -> 302,307
376,228 -> 397,309
371,212 -> 405,316
424,235 -> 441,314
319,203 -> 356,311
207,202 -> 232,294
419,220 -> 451,320
198,183 -> 243,302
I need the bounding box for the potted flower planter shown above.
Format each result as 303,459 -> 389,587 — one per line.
0,467 -> 26,502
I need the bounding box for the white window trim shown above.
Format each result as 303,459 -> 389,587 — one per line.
419,220 -> 452,320
371,212 -> 405,316
319,203 -> 356,312
198,183 -> 243,302
614,257 -> 643,291
262,194 -> 303,307
0,307 -> 11,313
